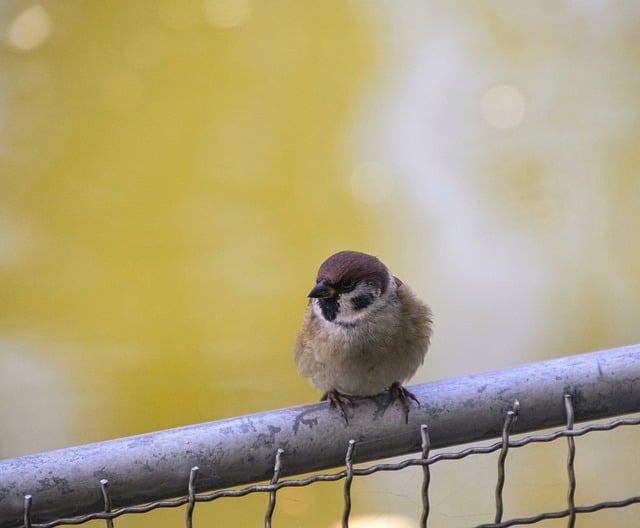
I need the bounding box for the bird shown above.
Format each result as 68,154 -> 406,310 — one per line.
293,250 -> 433,422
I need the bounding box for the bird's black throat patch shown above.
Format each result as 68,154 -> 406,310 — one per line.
318,298 -> 339,322
351,292 -> 374,311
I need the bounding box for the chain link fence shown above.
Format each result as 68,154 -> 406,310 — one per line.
1,344 -> 639,527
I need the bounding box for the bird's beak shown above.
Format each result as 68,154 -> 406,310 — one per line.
308,280 -> 336,299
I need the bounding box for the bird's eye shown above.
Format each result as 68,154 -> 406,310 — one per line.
339,278 -> 356,291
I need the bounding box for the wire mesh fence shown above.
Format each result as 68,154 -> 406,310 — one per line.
15,404 -> 640,528
1,344 -> 639,528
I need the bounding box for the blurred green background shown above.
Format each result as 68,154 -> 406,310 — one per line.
1,1 -> 639,527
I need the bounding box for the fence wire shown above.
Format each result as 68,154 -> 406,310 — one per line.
17,394 -> 640,528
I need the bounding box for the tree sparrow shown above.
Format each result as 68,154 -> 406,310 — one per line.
293,250 -> 433,422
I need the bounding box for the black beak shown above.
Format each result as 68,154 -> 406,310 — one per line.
308,280 -> 336,299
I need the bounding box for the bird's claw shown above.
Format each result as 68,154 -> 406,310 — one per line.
321,390 -> 352,424
389,382 -> 420,423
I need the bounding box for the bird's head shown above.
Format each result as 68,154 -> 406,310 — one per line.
308,250 -> 396,326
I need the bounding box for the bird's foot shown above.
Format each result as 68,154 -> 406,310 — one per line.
321,390 -> 352,424
389,382 -> 420,424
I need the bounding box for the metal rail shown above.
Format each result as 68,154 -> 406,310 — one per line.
1,344 -> 639,528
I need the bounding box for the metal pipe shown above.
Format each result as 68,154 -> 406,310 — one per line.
1,344 -> 639,527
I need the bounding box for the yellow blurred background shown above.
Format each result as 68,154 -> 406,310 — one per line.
1,1 -> 639,526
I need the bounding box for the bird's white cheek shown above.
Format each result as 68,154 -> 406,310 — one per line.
311,284 -> 385,326
311,301 -> 325,320
334,287 -> 380,323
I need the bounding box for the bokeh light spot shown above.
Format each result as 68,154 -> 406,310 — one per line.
480,84 -> 527,129
7,5 -> 51,52
350,161 -> 394,205
203,0 -> 251,28
332,514 -> 415,528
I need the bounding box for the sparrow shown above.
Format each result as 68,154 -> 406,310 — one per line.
293,250 -> 433,422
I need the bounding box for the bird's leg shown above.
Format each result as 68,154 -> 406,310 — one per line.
389,382 -> 420,424
321,390 -> 352,424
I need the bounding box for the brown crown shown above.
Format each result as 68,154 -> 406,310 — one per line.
316,250 -> 390,294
